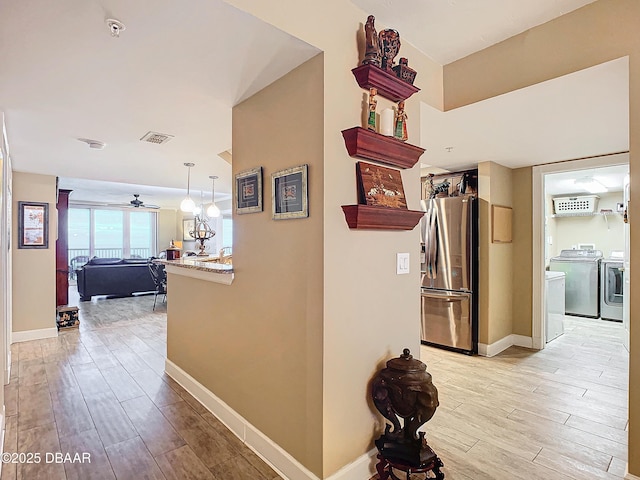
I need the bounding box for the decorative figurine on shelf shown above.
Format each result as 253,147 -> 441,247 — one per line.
379,29 -> 401,72
431,180 -> 450,198
394,101 -> 408,141
393,57 -> 418,85
362,15 -> 381,67
367,87 -> 378,131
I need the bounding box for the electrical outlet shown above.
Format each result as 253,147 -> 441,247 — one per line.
397,253 -> 410,275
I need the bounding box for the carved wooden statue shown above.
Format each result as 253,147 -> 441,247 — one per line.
362,15 -> 381,67
379,29 -> 401,72
394,101 -> 408,141
372,348 -> 444,479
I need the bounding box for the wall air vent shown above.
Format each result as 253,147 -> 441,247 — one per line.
140,131 -> 174,145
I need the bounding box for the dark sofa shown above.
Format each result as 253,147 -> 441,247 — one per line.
76,257 -> 155,301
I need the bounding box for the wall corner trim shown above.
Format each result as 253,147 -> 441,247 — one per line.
512,334 -> 533,348
0,404 -> 6,477
4,350 -> 11,385
625,468 -> 640,480
478,334 -> 534,357
165,359 -> 322,480
12,327 -> 57,343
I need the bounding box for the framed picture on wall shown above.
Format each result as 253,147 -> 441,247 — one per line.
182,219 -> 195,241
272,164 -> 308,220
18,201 -> 48,249
235,167 -> 263,214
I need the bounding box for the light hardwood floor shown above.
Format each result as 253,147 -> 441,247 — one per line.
3,292 -> 629,480
408,315 -> 629,480
2,290 -> 282,480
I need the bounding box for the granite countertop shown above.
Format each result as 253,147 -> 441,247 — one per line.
154,256 -> 233,274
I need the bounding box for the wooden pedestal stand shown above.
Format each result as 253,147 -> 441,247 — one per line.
375,451 -> 444,480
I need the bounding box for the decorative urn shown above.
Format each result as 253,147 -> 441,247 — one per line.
372,348 -> 443,476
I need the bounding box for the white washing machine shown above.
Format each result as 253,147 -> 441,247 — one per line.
545,271 -> 565,343
549,249 -> 602,318
601,251 -> 624,322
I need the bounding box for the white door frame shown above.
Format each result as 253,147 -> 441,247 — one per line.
1,115 -> 11,385
532,153 -> 629,350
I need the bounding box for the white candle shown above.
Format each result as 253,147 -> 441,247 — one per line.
380,108 -> 394,136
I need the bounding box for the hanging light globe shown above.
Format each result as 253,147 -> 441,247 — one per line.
180,196 -> 196,213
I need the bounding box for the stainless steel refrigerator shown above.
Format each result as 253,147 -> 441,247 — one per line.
420,195 -> 477,354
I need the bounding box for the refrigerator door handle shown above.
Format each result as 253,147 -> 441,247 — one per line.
427,203 -> 438,279
425,206 -> 432,278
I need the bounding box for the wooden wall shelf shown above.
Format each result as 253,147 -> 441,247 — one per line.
352,64 -> 420,102
341,205 -> 424,230
342,127 -> 425,169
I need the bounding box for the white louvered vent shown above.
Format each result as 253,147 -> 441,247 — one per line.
553,195 -> 600,216
140,131 -> 174,145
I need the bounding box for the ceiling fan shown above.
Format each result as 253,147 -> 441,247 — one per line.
127,194 -> 160,209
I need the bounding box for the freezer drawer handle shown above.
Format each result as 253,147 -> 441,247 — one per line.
421,292 -> 466,302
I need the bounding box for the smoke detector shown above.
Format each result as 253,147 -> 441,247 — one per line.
106,18 -> 126,38
78,138 -> 106,150
140,131 -> 174,145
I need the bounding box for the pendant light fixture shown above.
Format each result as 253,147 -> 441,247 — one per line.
206,175 -> 221,218
180,162 -> 196,212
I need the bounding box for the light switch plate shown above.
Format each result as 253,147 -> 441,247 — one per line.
397,253 -> 410,274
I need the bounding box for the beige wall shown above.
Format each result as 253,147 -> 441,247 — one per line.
157,208 -> 178,254
512,167 -> 533,337
478,162 -> 513,345
186,2 -> 444,477
443,0 -> 640,472
12,172 -> 57,333
167,56 -> 325,475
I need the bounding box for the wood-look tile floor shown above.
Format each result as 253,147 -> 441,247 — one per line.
4,292 -> 629,480
395,315 -> 628,480
2,290 -> 282,480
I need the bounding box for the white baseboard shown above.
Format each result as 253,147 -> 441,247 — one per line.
12,327 -> 58,343
479,334 -> 533,357
626,468 -> 640,480
532,336 -> 544,350
325,449 -> 377,480
166,360 -> 339,480
512,334 -> 533,348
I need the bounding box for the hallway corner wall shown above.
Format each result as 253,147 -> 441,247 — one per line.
512,167 -> 533,338
11,172 -> 57,340
478,161 -> 514,347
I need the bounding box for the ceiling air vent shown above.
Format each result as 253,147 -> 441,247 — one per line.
140,131 -> 174,145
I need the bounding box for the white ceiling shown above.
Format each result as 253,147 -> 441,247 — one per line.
0,0 -> 319,210
59,177 -> 230,210
349,0 -> 597,64
420,57 -> 629,172
1,0 -> 629,207
545,163 -> 628,196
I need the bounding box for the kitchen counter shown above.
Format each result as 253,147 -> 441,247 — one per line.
154,256 -> 233,285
